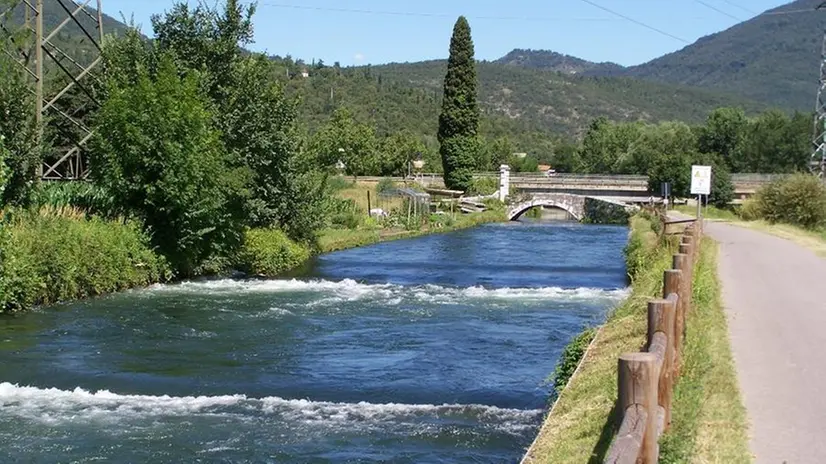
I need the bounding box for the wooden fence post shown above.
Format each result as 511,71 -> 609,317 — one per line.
680,236 -> 695,316
648,298 -> 676,431
663,269 -> 683,377
618,352 -> 659,463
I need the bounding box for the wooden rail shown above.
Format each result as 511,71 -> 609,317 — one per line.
605,219 -> 702,464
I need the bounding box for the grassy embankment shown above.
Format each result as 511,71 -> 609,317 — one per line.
317,179 -> 505,253
522,214 -> 749,463
0,207 -> 170,312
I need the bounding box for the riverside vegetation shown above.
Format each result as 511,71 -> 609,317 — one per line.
0,1 -> 508,313
0,1 -> 817,307
523,212 -> 748,463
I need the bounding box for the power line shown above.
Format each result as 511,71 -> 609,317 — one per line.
693,0 -> 741,21
576,0 -> 689,43
257,2 -> 620,22
716,0 -> 757,15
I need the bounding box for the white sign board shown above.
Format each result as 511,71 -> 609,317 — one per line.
690,165 -> 712,195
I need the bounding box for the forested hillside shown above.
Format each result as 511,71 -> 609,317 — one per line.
2,1 -> 772,148
495,49 -> 623,76
497,0 -> 824,111
273,58 -> 766,141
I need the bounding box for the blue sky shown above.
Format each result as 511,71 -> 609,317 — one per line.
103,0 -> 793,66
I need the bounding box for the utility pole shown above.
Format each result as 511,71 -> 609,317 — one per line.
811,2 -> 826,178
35,0 -> 43,178
1,0 -> 105,180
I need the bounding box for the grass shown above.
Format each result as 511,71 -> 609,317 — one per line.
335,179 -> 405,213
659,238 -> 751,463
317,209 -> 506,253
522,215 -> 750,463
673,204 -> 739,222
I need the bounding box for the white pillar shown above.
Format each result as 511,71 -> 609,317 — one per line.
499,165 -> 510,202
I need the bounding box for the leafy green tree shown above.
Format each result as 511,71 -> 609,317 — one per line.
90,55 -> 246,275
579,118 -> 642,174
138,0 -> 327,240
481,136 -> 515,171
380,132 -> 427,176
697,107 -> 747,172
739,110 -> 810,173
708,160 -> 735,207
0,55 -> 40,206
438,16 -> 480,191
639,122 -> 699,197
550,141 -> 583,173
151,0 -> 255,105
312,107 -> 378,178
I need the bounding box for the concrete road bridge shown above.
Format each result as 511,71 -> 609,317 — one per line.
355,171 -> 787,204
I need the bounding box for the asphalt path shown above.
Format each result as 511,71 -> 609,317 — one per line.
704,220 -> 826,463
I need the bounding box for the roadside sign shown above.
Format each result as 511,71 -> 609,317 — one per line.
690,165 -> 711,195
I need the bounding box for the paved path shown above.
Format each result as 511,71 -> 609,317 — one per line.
704,221 -> 826,463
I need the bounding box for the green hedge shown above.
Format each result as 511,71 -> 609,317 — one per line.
751,173 -> 826,229
235,228 -> 312,276
0,208 -> 170,312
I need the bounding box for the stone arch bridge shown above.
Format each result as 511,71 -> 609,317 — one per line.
507,193 -> 638,223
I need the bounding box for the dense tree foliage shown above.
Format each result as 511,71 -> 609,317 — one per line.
91,54 -> 246,275
83,0 -> 330,273
438,17 -> 480,191
546,107 -> 813,204
0,55 -> 40,206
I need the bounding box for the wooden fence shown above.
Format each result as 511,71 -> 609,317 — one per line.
605,218 -> 702,463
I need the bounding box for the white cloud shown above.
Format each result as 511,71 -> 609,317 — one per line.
354,53 -> 365,62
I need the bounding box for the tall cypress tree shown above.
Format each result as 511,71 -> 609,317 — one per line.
438,16 -> 479,192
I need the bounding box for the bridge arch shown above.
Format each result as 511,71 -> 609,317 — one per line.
507,195 -> 585,221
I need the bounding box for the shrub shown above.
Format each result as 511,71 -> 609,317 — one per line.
325,197 -> 363,229
550,327 -> 597,397
0,208 -> 170,312
376,177 -> 396,194
236,228 -> 311,276
624,215 -> 659,281
754,173 -> 826,229
466,176 -> 498,196
32,181 -> 121,218
737,198 -> 762,221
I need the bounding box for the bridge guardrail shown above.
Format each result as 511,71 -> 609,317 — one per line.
605,220 -> 701,464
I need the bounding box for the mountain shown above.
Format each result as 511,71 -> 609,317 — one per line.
495,49 -> 624,76
624,0 -> 822,111
496,0 -> 824,111
2,2 -> 769,144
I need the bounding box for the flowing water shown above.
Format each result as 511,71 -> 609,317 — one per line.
0,221 -> 629,463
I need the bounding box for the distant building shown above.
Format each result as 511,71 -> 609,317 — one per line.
537,164 -> 551,172
301,68 -> 310,78
513,152 -> 527,159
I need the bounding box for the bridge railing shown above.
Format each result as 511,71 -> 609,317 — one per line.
605,220 -> 702,463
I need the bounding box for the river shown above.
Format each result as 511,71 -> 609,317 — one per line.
0,221 -> 629,463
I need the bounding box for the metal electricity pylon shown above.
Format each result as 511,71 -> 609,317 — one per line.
811,2 -> 826,178
0,0 -> 104,180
